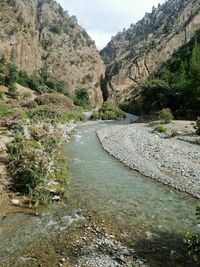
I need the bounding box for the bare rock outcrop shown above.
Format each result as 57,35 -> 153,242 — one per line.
0,0 -> 104,107
101,0 -> 200,103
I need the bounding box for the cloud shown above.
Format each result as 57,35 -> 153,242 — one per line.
57,0 -> 166,49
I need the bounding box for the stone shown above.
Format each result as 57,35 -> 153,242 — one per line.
11,199 -> 20,206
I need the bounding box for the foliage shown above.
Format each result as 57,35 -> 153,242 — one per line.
196,117 -> 200,135
140,79 -> 172,113
185,205 -> 200,262
6,137 -> 48,193
0,101 -> 11,118
36,93 -> 73,107
1,116 -> 24,134
8,84 -> 18,98
130,31 -> 200,118
49,24 -> 62,34
159,108 -> 174,124
27,107 -> 60,122
92,100 -> 126,120
60,107 -> 85,122
74,88 -> 91,108
30,125 -> 61,155
154,124 -> 167,133
7,0 -> 16,6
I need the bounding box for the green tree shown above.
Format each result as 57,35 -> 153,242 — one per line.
74,88 -> 90,108
140,79 -> 172,113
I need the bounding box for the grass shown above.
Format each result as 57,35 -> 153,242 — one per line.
154,124 -> 168,133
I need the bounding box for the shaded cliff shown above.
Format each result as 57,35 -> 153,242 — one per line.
0,0 -> 104,107
101,0 -> 200,103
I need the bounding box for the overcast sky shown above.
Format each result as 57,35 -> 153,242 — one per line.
57,0 -> 166,50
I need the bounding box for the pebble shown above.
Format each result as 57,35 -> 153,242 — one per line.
11,199 -> 20,206
97,123 -> 200,198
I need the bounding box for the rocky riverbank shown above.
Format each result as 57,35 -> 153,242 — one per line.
97,121 -> 200,198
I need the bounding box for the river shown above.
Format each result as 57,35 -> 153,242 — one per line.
0,119 -> 199,266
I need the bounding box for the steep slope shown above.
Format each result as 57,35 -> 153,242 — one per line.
0,0 -> 104,107
101,0 -> 200,103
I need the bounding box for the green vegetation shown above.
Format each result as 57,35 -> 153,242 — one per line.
49,24 -> 62,34
92,100 -> 126,120
74,88 -> 91,108
185,205 -> 200,262
124,31 -> 200,119
0,101 -> 11,118
6,123 -> 68,204
196,118 -> 200,135
154,124 -> 167,133
7,137 -> 48,193
159,108 -> 174,124
0,58 -> 70,96
61,107 -> 85,122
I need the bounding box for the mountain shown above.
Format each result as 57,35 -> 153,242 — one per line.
0,0 -> 104,107
101,0 -> 200,104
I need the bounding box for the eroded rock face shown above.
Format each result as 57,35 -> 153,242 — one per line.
0,0 -> 104,107
101,0 -> 200,103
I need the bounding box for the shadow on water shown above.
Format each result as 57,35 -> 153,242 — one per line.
133,229 -> 198,267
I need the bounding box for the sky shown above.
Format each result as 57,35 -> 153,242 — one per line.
57,0 -> 166,50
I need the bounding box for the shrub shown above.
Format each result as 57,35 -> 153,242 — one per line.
17,70 -> 30,87
159,108 -> 174,123
6,137 -> 48,193
61,107 -> 85,122
154,124 -> 167,133
28,75 -> 46,94
196,117 -> 200,135
0,101 -> 11,118
36,93 -> 73,107
74,88 -> 91,108
49,24 -> 61,34
185,205 -> 200,261
92,100 -> 126,120
1,116 -> 24,134
7,0 -> 16,6
8,84 -> 19,98
27,107 -> 60,122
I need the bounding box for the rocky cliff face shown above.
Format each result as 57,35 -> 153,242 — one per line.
101,0 -> 200,103
0,0 -> 104,107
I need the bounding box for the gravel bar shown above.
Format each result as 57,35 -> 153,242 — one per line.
97,123 -> 200,199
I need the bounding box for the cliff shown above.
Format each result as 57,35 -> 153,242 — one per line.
101,0 -> 200,103
0,0 -> 104,107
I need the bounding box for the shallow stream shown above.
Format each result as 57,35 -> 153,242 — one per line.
0,119 -> 199,266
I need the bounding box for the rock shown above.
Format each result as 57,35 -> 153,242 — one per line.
52,195 -> 60,201
11,199 -> 20,206
0,0 -> 104,108
101,0 -> 200,103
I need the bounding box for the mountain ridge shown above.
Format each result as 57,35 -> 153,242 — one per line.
0,0 -> 104,107
101,0 -> 200,103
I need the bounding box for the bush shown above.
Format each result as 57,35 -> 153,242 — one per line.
196,117 -> 200,135
74,88 -> 91,108
36,93 -> 73,107
8,84 -> 19,98
6,137 -> 48,193
0,101 -> 11,118
1,116 -> 24,134
27,107 -> 60,122
28,75 -> 46,94
154,124 -> 167,133
185,205 -> 200,261
159,108 -> 173,123
92,100 -> 126,120
61,107 -> 85,122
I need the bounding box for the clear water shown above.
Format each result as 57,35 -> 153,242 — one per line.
0,120 -> 199,265
66,122 -> 198,242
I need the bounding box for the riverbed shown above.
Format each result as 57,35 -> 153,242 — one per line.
0,119 -> 199,266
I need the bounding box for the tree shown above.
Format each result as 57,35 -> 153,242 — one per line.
140,79 -> 172,113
